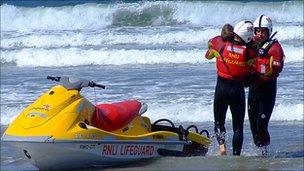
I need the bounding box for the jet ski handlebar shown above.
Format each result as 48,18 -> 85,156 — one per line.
47,76 -> 105,90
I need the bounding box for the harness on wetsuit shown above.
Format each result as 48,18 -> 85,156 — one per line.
257,31 -> 277,57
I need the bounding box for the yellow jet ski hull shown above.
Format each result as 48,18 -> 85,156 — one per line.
2,76 -> 211,170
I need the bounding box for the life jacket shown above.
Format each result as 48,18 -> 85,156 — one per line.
216,42 -> 250,81
254,39 -> 285,81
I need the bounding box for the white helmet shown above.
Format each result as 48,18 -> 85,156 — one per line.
253,15 -> 273,36
234,20 -> 254,43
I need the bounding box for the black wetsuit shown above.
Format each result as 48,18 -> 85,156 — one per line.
248,79 -> 277,147
214,76 -> 245,155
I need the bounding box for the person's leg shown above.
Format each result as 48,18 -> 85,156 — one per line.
257,81 -> 277,147
214,78 -> 229,155
248,86 -> 260,146
230,85 -> 245,156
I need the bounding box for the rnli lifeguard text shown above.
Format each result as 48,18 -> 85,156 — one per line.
102,144 -> 154,156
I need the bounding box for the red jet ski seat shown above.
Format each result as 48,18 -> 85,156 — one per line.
91,100 -> 141,132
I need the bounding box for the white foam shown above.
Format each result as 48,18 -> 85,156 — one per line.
0,29 -> 216,48
1,48 -> 205,67
0,106 -> 23,125
1,25 -> 302,50
173,1 -> 303,26
276,25 -> 304,41
1,44 -> 302,67
271,103 -> 304,121
1,1 -> 303,31
145,102 -> 214,123
2,101 -> 302,125
281,44 -> 304,63
1,4 -> 113,31
143,102 -> 303,123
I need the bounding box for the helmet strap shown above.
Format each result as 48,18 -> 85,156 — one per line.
268,31 -> 278,41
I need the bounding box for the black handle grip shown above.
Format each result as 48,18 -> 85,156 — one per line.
95,84 -> 106,89
47,76 -> 61,81
89,81 -> 105,89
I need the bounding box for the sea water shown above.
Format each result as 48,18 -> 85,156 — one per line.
1,0 -> 303,170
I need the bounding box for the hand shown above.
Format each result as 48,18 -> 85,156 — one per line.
263,56 -> 273,77
206,49 -> 220,59
246,58 -> 255,66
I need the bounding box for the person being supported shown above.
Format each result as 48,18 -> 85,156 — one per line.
205,21 -> 256,156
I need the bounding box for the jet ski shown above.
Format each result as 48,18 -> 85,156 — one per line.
1,76 -> 211,170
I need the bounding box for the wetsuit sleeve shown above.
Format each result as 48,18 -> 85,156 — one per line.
267,42 -> 285,77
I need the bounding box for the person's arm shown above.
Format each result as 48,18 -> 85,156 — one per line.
205,36 -> 223,60
267,42 -> 284,77
243,48 -> 259,87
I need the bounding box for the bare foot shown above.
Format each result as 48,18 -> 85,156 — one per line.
219,144 -> 227,155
